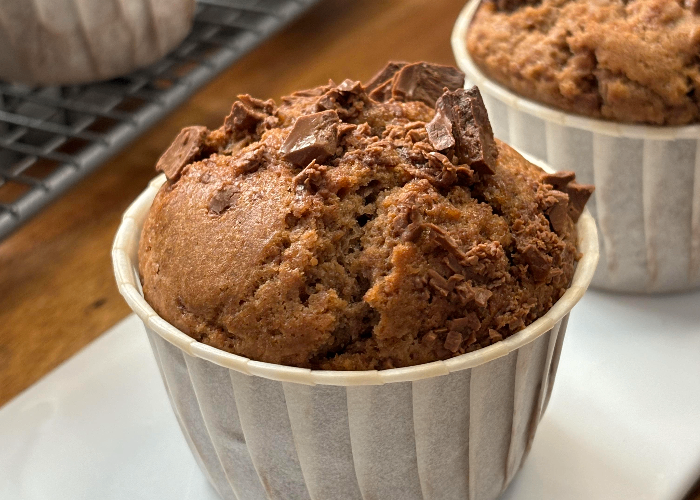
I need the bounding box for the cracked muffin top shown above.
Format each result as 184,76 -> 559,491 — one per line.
467,0 -> 700,125
138,62 -> 593,370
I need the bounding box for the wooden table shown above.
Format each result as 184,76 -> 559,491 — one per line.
0,0 -> 468,407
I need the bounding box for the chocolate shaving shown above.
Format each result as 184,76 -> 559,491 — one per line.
365,61 -> 408,93
444,331 -> 463,353
391,62 -> 466,108
156,126 -> 208,181
428,86 -> 498,175
209,186 -> 239,215
281,110 -> 340,167
423,223 -> 468,262
427,269 -> 451,296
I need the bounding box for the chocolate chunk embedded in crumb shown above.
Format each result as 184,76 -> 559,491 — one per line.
156,126 -> 208,181
281,110 -> 340,167
392,62 -> 466,107
209,186 -> 239,215
428,86 -> 498,175
444,331 -> 463,352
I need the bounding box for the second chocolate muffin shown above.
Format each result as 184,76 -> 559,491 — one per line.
139,62 -> 592,370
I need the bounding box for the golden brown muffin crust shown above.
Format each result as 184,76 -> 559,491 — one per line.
467,0 -> 700,125
139,63 -> 592,370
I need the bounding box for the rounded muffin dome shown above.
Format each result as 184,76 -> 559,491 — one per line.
139,62 -> 593,370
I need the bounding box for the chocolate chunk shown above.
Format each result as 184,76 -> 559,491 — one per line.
368,79 -> 394,102
522,244 -> 552,282
423,331 -> 438,344
426,109 -> 455,150
473,287 -> 492,307
232,145 -> 265,174
444,331 -> 463,353
209,186 -> 239,215
427,268 -> 451,296
365,61 -> 408,93
542,171 -> 594,222
281,110 -> 340,167
430,86 -> 498,175
156,126 -> 208,181
545,190 -> 570,234
687,0 -> 700,14
224,95 -> 276,138
566,183 -> 594,222
448,313 -> 481,333
543,171 -> 576,190
316,80 -> 366,118
391,62 -> 466,107
423,223 -> 468,261
488,329 -> 503,342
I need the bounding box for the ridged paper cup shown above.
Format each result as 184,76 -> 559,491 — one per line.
113,168 -> 598,500
452,0 -> 700,293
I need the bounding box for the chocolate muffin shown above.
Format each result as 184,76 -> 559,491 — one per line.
467,0 -> 700,125
138,62 -> 593,370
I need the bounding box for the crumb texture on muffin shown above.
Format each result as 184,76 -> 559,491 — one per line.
467,0 -> 700,125
139,61 -> 592,370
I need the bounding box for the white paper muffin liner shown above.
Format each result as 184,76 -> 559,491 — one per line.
452,0 -> 700,293
113,171 -> 598,500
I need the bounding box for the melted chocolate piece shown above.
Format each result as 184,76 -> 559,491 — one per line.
365,61 -> 408,93
156,126 -> 208,181
281,110 -> 340,167
392,62 -> 466,107
209,186 -> 239,215
428,86 -> 498,175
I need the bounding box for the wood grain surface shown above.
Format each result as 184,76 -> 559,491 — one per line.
0,0 -> 467,406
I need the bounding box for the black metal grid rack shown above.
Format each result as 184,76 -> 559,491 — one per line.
0,0 -> 319,241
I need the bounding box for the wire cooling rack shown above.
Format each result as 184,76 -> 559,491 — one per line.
0,0 -> 319,241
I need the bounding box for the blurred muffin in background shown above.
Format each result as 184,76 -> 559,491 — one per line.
0,0 -> 195,86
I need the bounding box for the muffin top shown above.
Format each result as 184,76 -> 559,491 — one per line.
467,0 -> 700,125
138,62 -> 593,370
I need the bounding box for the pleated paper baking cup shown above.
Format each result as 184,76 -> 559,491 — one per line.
452,0 -> 700,294
113,171 -> 598,500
